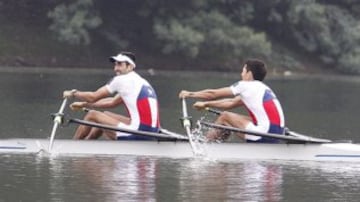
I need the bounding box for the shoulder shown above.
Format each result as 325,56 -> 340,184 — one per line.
230,80 -> 268,95
231,80 -> 257,89
110,72 -> 137,83
106,73 -> 134,93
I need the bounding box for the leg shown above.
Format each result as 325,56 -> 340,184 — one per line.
73,110 -> 129,140
104,111 -> 130,123
206,111 -> 251,141
73,112 -> 94,139
85,127 -> 103,139
84,111 -> 131,140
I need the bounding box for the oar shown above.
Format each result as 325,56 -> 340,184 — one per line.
48,98 -> 68,152
181,98 -> 197,153
205,107 -> 221,115
200,121 -> 332,143
68,118 -> 189,141
159,128 -> 190,140
75,107 -> 188,141
204,107 -> 332,143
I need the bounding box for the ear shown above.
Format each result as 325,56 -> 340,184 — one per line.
248,71 -> 254,80
128,64 -> 135,71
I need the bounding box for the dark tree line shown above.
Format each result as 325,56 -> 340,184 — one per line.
2,0 -> 360,74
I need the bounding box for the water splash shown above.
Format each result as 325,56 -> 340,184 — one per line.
188,117 -> 215,159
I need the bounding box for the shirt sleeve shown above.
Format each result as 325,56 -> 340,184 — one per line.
105,77 -> 116,94
230,81 -> 245,96
105,75 -> 132,96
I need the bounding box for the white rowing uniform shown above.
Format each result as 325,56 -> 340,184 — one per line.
230,80 -> 285,143
106,71 -> 160,140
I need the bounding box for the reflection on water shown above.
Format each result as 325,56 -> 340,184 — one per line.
47,155 -> 158,201
177,160 -> 283,201
2,154 -> 360,201
281,161 -> 360,201
0,154 -> 284,201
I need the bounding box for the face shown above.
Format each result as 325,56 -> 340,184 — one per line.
114,61 -> 132,75
241,64 -> 253,81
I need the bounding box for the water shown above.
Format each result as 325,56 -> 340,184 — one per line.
1,154 -> 360,201
1,68 -> 360,201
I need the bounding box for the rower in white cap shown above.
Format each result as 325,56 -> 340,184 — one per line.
63,51 -> 161,140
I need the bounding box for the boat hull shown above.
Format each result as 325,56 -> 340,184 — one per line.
1,138 -> 360,162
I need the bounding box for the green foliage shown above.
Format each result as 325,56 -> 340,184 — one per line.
9,0 -> 360,73
287,1 -> 328,52
256,0 -> 360,73
154,18 -> 205,58
154,10 -> 271,69
284,1 -> 360,73
339,47 -> 360,74
48,0 -> 102,45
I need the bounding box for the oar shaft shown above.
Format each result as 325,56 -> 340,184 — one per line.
58,98 -> 68,114
182,98 -> 188,117
181,99 -> 191,128
49,98 -> 68,152
160,128 -> 189,140
200,121 -> 332,143
205,107 -> 221,115
48,123 -> 60,151
204,108 -> 332,143
181,98 -> 197,153
69,118 -> 188,141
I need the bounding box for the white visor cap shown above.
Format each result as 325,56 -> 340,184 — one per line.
110,54 -> 136,68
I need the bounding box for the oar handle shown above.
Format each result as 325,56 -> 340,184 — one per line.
205,107 -> 221,115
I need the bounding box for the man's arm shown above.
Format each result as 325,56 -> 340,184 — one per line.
193,96 -> 244,110
88,95 -> 123,108
179,87 -> 233,100
70,95 -> 123,110
64,86 -> 110,103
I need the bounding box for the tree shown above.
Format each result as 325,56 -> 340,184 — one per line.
48,0 -> 102,45
151,2 -> 272,70
256,0 -> 360,73
44,0 -> 360,73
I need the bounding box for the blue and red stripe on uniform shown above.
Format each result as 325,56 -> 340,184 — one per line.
136,85 -> 160,132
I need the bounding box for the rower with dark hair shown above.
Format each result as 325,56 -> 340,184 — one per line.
179,59 -> 285,143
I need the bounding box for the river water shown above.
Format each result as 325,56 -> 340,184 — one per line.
1,67 -> 360,201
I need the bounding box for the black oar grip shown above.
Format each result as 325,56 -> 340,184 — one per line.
205,107 -> 221,115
